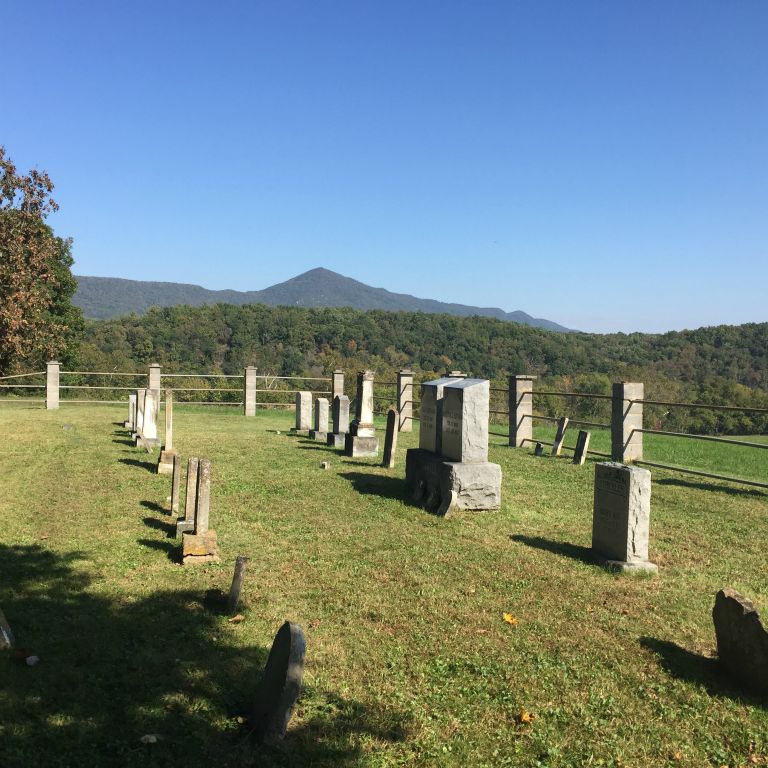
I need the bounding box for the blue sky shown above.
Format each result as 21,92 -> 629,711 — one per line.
2,1 -> 766,333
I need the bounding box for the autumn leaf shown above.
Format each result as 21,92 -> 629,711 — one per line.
503,613 -> 518,626
228,614 -> 245,623
517,708 -> 536,724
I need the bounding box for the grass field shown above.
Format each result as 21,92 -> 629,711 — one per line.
1,404 -> 766,767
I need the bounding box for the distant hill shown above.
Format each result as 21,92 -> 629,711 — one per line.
73,267 -> 572,332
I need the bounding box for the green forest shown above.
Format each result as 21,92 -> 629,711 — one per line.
70,303 -> 768,436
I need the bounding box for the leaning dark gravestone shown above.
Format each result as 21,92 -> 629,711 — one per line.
712,588 -> 768,696
252,621 -> 306,744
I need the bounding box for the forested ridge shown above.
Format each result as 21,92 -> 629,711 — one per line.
78,303 -> 768,435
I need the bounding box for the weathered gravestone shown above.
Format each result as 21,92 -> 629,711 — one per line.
345,371 -> 379,457
133,389 -> 146,438
228,555 -> 249,614
309,397 -> 329,441
176,457 -> 198,537
169,454 -> 181,516
406,378 -> 502,515
573,430 -> 591,465
551,416 -> 569,456
327,394 -> 350,449
418,376 -> 462,455
182,458 -> 220,564
125,393 -> 136,430
712,588 -> 768,696
157,389 -> 177,474
534,442 -> 544,457
291,392 -> 312,436
252,621 -> 306,744
382,407 -> 399,469
138,389 -> 161,450
591,462 -> 657,573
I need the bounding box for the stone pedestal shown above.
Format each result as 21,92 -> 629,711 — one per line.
182,530 -> 220,564
345,371 -> 378,457
344,434 -> 379,457
592,462 -> 657,573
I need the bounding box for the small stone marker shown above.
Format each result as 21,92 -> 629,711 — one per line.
382,407 -> 399,469
320,461 -> 330,470
573,430 -> 591,465
551,416 -> 569,457
182,458 -> 220,564
292,391 -> 312,435
592,462 -> 657,573
0,607 -> 14,649
176,457 -> 198,537
169,454 -> 181,515
227,555 -> 250,614
534,442 -> 544,457
252,621 -> 306,744
712,588 -> 768,695
309,397 -> 329,441
327,394 -> 350,448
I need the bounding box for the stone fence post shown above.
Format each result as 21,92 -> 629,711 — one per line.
332,370 -> 345,401
46,360 -> 60,410
244,366 -> 257,417
508,375 -> 535,447
149,363 -> 161,391
397,369 -> 414,432
611,382 -> 644,462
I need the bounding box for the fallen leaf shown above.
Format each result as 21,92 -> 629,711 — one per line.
517,708 -> 536,724
503,613 -> 518,626
228,614 -> 245,623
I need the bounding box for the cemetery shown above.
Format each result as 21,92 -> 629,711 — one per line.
1,387 -> 766,767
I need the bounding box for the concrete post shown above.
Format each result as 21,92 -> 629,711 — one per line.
148,363 -> 161,391
508,375 -> 535,447
46,361 -> 60,410
244,366 -> 257,417
332,370 -> 344,401
397,369 -> 414,433
612,382 -> 644,462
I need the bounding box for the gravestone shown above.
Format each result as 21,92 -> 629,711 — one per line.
551,416 -> 569,456
157,389 -> 177,474
133,389 -> 146,438
382,407 -> 399,469
419,376 -> 462,455
406,378 -> 502,515
592,462 -> 657,573
292,392 -> 312,436
534,442 -> 544,457
345,371 -> 378,457
252,621 -> 306,744
228,556 -> 249,614
138,389 -> 161,450
712,588 -> 768,695
327,394 -> 350,449
182,458 -> 220,564
573,430 -> 591,465
309,397 -> 329,441
125,393 -> 136,430
176,457 -> 198,537
169,454 -> 181,515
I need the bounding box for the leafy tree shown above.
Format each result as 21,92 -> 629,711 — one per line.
0,147 -> 83,373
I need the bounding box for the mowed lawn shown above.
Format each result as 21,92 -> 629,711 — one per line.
0,404 -> 766,767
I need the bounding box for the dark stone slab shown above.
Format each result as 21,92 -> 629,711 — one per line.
252,621 -> 306,744
713,588 -> 768,696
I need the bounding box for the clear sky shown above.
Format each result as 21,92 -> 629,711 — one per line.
2,1 -> 766,333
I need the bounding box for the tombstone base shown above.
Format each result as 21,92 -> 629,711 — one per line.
136,436 -> 161,451
308,430 -> 328,441
157,448 -> 178,475
327,433 -> 346,449
405,448 -> 502,515
290,428 -> 310,437
344,434 -> 379,457
598,557 -> 658,575
349,422 -> 375,438
182,530 -> 220,564
175,518 -> 195,538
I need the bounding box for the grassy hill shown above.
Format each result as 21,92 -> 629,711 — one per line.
1,404 -> 766,766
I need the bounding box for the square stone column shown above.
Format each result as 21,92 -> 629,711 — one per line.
508,375 -> 535,448
397,369 -> 414,433
46,361 -> 60,410
332,370 -> 345,401
148,363 -> 161,391
611,382 -> 644,462
441,379 -> 490,463
244,366 -> 257,417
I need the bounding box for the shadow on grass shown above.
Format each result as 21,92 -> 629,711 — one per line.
654,477 -> 766,498
137,537 -> 182,564
338,472 -> 406,502
297,445 -> 334,452
639,637 -> 767,708
0,544 -> 410,767
141,500 -> 168,514
113,437 -> 136,447
143,516 -> 176,538
119,457 -> 157,473
510,534 -> 597,566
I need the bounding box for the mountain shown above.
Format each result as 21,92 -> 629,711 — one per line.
73,267 -> 572,331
